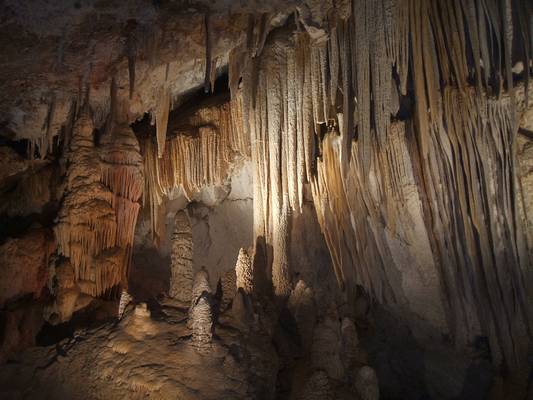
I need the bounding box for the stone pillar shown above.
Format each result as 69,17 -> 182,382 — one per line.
169,210 -> 193,302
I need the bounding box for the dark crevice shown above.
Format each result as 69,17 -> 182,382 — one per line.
132,71 -> 230,140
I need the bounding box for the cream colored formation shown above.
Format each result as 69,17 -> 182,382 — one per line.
169,210 -> 194,303
53,108 -> 143,314
233,0 -> 531,370
143,95 -> 249,241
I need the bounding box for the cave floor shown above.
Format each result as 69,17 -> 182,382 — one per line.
0,299 -> 280,400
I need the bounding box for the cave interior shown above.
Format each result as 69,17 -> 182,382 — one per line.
0,1 -> 532,399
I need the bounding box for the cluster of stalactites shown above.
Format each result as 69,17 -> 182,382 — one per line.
54,113 -> 120,296
143,92 -> 249,241
233,0 -> 532,367
54,113 -> 144,298
100,123 -> 144,282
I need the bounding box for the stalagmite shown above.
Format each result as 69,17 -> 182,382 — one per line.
188,267 -> 212,330
311,315 -> 344,380
190,268 -> 212,307
354,366 -> 379,400
288,280 -> 316,352
220,269 -> 236,310
190,294 -> 214,353
235,248 -> 254,294
169,210 -> 193,303
118,290 -> 133,319
340,317 -> 359,369
299,371 -> 333,400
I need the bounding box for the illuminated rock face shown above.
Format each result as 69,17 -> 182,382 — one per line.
169,210 -> 193,303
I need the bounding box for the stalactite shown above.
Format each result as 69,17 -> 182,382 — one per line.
286,48 -> 299,212
228,0 -> 532,370
100,121 -> 144,288
54,112 -> 120,297
143,92 -> 248,240
327,16 -> 339,108
155,86 -> 170,158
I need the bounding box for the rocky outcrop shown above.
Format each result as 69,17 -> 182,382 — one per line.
0,227 -> 53,306
169,210 -> 193,302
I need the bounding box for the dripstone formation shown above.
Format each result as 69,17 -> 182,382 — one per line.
0,1 -> 532,399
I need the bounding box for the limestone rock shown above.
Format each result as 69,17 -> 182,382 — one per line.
0,228 -> 53,306
0,303 -> 43,362
169,210 -> 193,302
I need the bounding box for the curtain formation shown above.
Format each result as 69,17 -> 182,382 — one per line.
143,94 -> 249,241
231,0 -> 531,369
138,0 -> 531,368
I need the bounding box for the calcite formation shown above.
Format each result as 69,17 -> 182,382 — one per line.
220,269 -> 237,310
169,210 -> 194,303
235,248 -> 254,294
143,94 -> 249,241
53,110 -> 143,309
0,0 -> 532,398
190,294 -> 214,353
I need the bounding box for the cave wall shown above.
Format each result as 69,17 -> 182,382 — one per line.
131,160 -> 254,297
